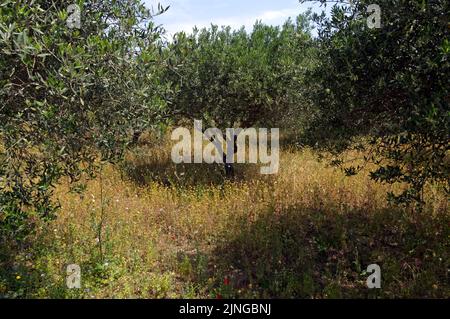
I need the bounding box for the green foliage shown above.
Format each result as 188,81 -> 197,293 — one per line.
0,0 -> 168,243
163,14 -> 316,129
303,0 -> 449,206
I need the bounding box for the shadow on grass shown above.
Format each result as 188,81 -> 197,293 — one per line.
0,232 -> 127,298
120,145 -> 269,189
211,205 -> 449,298
0,235 -> 74,298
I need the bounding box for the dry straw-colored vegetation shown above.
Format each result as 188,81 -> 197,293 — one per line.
4,133 -> 448,298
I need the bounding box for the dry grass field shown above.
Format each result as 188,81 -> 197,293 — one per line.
2,133 -> 448,298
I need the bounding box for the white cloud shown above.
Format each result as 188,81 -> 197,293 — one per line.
158,8 -> 299,37
257,8 -> 294,21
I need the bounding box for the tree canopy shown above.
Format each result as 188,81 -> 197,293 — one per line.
163,13 -> 315,130
0,0 -> 168,241
302,0 -> 449,205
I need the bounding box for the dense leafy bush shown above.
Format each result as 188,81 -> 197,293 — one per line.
303,0 -> 449,206
163,13 -> 316,130
0,0 -> 168,243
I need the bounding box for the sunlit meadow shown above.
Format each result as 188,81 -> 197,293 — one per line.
3,133 -> 448,298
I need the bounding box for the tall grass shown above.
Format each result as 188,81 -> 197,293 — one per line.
1,133 -> 448,298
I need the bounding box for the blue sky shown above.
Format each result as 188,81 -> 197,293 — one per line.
144,0 -> 326,37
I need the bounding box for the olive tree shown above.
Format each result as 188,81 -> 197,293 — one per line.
302,0 -> 449,206
165,14 -> 314,130
162,15 -> 315,175
0,0 -> 168,243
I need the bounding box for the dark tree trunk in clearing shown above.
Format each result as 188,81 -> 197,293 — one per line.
131,130 -> 142,146
223,135 -> 238,178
